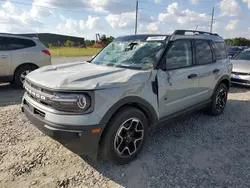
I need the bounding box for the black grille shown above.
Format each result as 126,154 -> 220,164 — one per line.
232,72 -> 250,76
26,80 -> 54,95
25,80 -> 54,108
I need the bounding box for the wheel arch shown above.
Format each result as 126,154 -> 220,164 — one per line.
13,63 -> 39,80
213,75 -> 230,95
99,96 -> 158,127
98,96 -> 158,149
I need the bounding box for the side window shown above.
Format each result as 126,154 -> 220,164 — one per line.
6,37 -> 36,50
212,42 -> 227,60
195,40 -> 213,65
0,37 -> 8,51
165,40 -> 192,70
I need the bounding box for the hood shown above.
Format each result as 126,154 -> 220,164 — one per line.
231,60 -> 250,73
26,61 -> 151,90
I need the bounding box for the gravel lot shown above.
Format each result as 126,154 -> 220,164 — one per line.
0,57 -> 250,188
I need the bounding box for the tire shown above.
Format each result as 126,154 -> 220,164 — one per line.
100,106 -> 148,165
14,65 -> 37,88
208,83 -> 228,116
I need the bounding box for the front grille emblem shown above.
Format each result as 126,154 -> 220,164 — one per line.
25,85 -> 46,101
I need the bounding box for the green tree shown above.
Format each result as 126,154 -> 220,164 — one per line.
230,37 -> 250,46
107,36 -> 115,44
48,43 -> 53,48
64,40 -> 75,47
99,35 -> 115,45
85,40 -> 95,47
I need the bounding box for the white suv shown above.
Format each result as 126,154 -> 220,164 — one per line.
0,34 -> 51,87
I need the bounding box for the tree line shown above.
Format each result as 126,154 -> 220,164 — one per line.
225,37 -> 250,47
47,34 -> 115,48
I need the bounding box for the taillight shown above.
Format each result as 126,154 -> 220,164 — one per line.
42,49 -> 51,56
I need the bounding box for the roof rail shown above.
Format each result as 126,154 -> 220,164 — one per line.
173,30 -> 219,36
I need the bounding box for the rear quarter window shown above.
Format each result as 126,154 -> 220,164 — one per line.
212,42 -> 227,60
6,37 -> 36,50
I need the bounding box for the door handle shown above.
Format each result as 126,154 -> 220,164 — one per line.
1,55 -> 7,59
187,74 -> 198,79
213,69 -> 220,73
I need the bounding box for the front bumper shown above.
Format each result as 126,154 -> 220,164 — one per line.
231,76 -> 250,86
22,99 -> 104,156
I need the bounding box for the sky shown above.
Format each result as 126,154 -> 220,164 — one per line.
0,0 -> 250,40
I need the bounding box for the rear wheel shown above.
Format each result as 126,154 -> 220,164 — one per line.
100,106 -> 148,165
208,83 -> 228,116
14,65 -> 37,88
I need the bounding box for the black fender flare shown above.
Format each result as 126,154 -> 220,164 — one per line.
99,96 -> 158,127
213,75 -> 230,95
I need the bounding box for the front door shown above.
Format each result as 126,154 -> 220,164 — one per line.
0,37 -> 11,76
157,39 -> 203,119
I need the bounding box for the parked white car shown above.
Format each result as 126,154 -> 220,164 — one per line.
0,34 -> 51,87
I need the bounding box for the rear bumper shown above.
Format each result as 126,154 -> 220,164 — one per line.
22,104 -> 104,156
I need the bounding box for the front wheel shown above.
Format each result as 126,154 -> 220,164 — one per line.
209,83 -> 228,116
100,106 -> 148,165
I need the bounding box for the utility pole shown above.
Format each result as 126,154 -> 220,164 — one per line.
210,7 -> 215,33
135,0 -> 138,35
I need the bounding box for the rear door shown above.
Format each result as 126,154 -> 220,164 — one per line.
157,39 -> 204,118
6,37 -> 38,73
194,40 -> 227,100
0,37 -> 11,76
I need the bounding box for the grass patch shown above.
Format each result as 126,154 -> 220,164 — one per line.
50,47 -> 102,57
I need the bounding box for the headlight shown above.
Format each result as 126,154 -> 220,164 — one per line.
51,93 -> 92,113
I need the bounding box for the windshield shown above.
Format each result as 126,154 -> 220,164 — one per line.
233,51 -> 250,60
91,39 -> 165,70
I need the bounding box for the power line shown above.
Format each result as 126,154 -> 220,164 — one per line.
22,0 -> 136,9
139,0 -> 215,6
0,0 -> 136,17
0,0 -> 178,14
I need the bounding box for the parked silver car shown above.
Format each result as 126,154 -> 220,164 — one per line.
231,49 -> 250,86
0,34 -> 51,87
21,30 -> 232,165
227,46 -> 243,59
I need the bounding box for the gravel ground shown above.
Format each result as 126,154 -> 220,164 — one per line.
0,58 -> 250,188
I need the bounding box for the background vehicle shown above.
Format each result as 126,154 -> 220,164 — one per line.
22,30 -> 231,165
231,49 -> 250,86
0,34 -> 51,87
227,46 -> 243,59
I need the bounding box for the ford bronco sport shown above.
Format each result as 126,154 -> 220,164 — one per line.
22,30 -> 232,165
